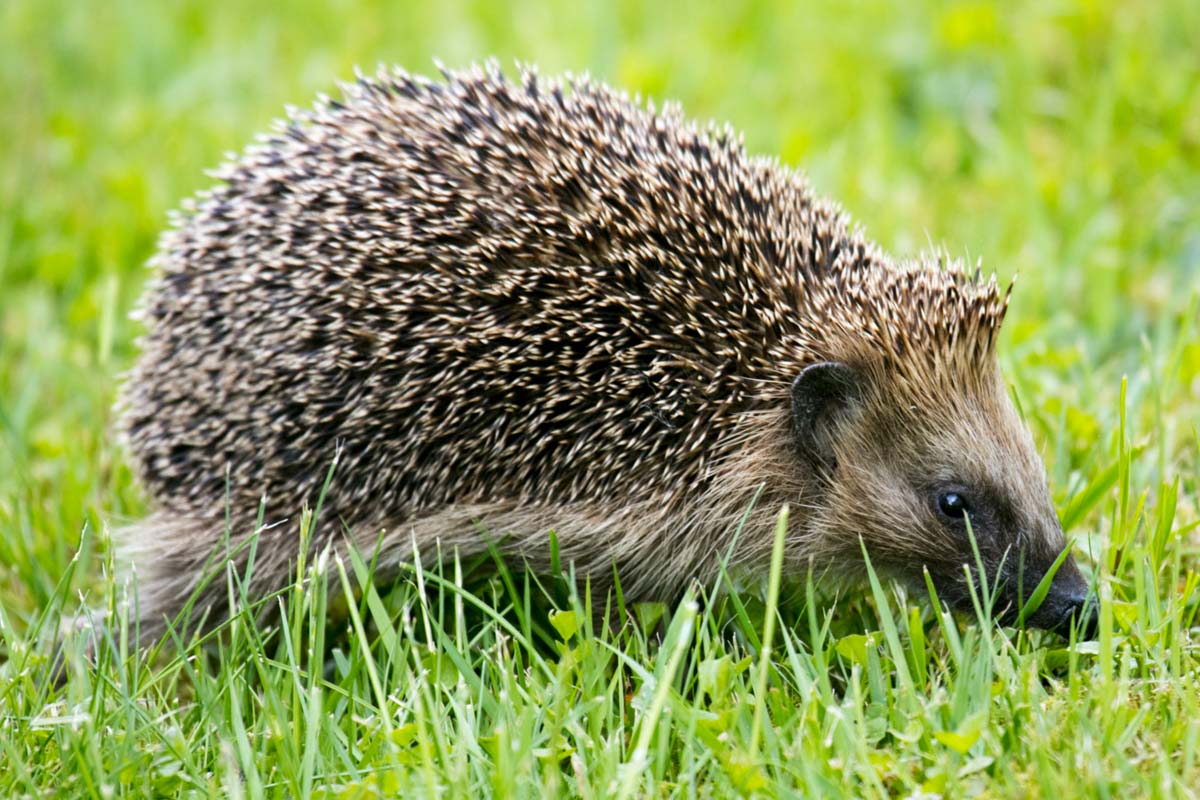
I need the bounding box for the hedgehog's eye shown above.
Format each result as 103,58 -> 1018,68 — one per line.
937,491 -> 970,520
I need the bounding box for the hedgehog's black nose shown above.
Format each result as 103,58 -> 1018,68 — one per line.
1050,590 -> 1099,640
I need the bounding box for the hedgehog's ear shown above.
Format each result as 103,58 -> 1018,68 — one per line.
791,361 -> 862,469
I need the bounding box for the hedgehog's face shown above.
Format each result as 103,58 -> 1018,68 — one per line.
791,360 -> 1096,638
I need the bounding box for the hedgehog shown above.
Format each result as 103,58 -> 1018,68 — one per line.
117,63 -> 1096,643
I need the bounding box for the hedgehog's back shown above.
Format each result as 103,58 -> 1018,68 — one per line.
123,66 -> 850,538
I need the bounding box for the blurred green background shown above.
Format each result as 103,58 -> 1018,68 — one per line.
1,0 -> 1197,614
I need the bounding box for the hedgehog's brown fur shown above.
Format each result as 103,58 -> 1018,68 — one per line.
119,63 -> 1092,640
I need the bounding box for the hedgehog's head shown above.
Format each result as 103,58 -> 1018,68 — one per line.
790,264 -> 1096,637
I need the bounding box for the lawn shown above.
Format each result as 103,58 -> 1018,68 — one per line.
2,0 -> 1199,796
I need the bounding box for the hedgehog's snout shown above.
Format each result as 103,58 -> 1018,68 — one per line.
1016,558 -> 1098,639
1038,571 -> 1099,640
1050,589 -> 1099,640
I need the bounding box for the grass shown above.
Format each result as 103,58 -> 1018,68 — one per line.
1,0 -> 1199,796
